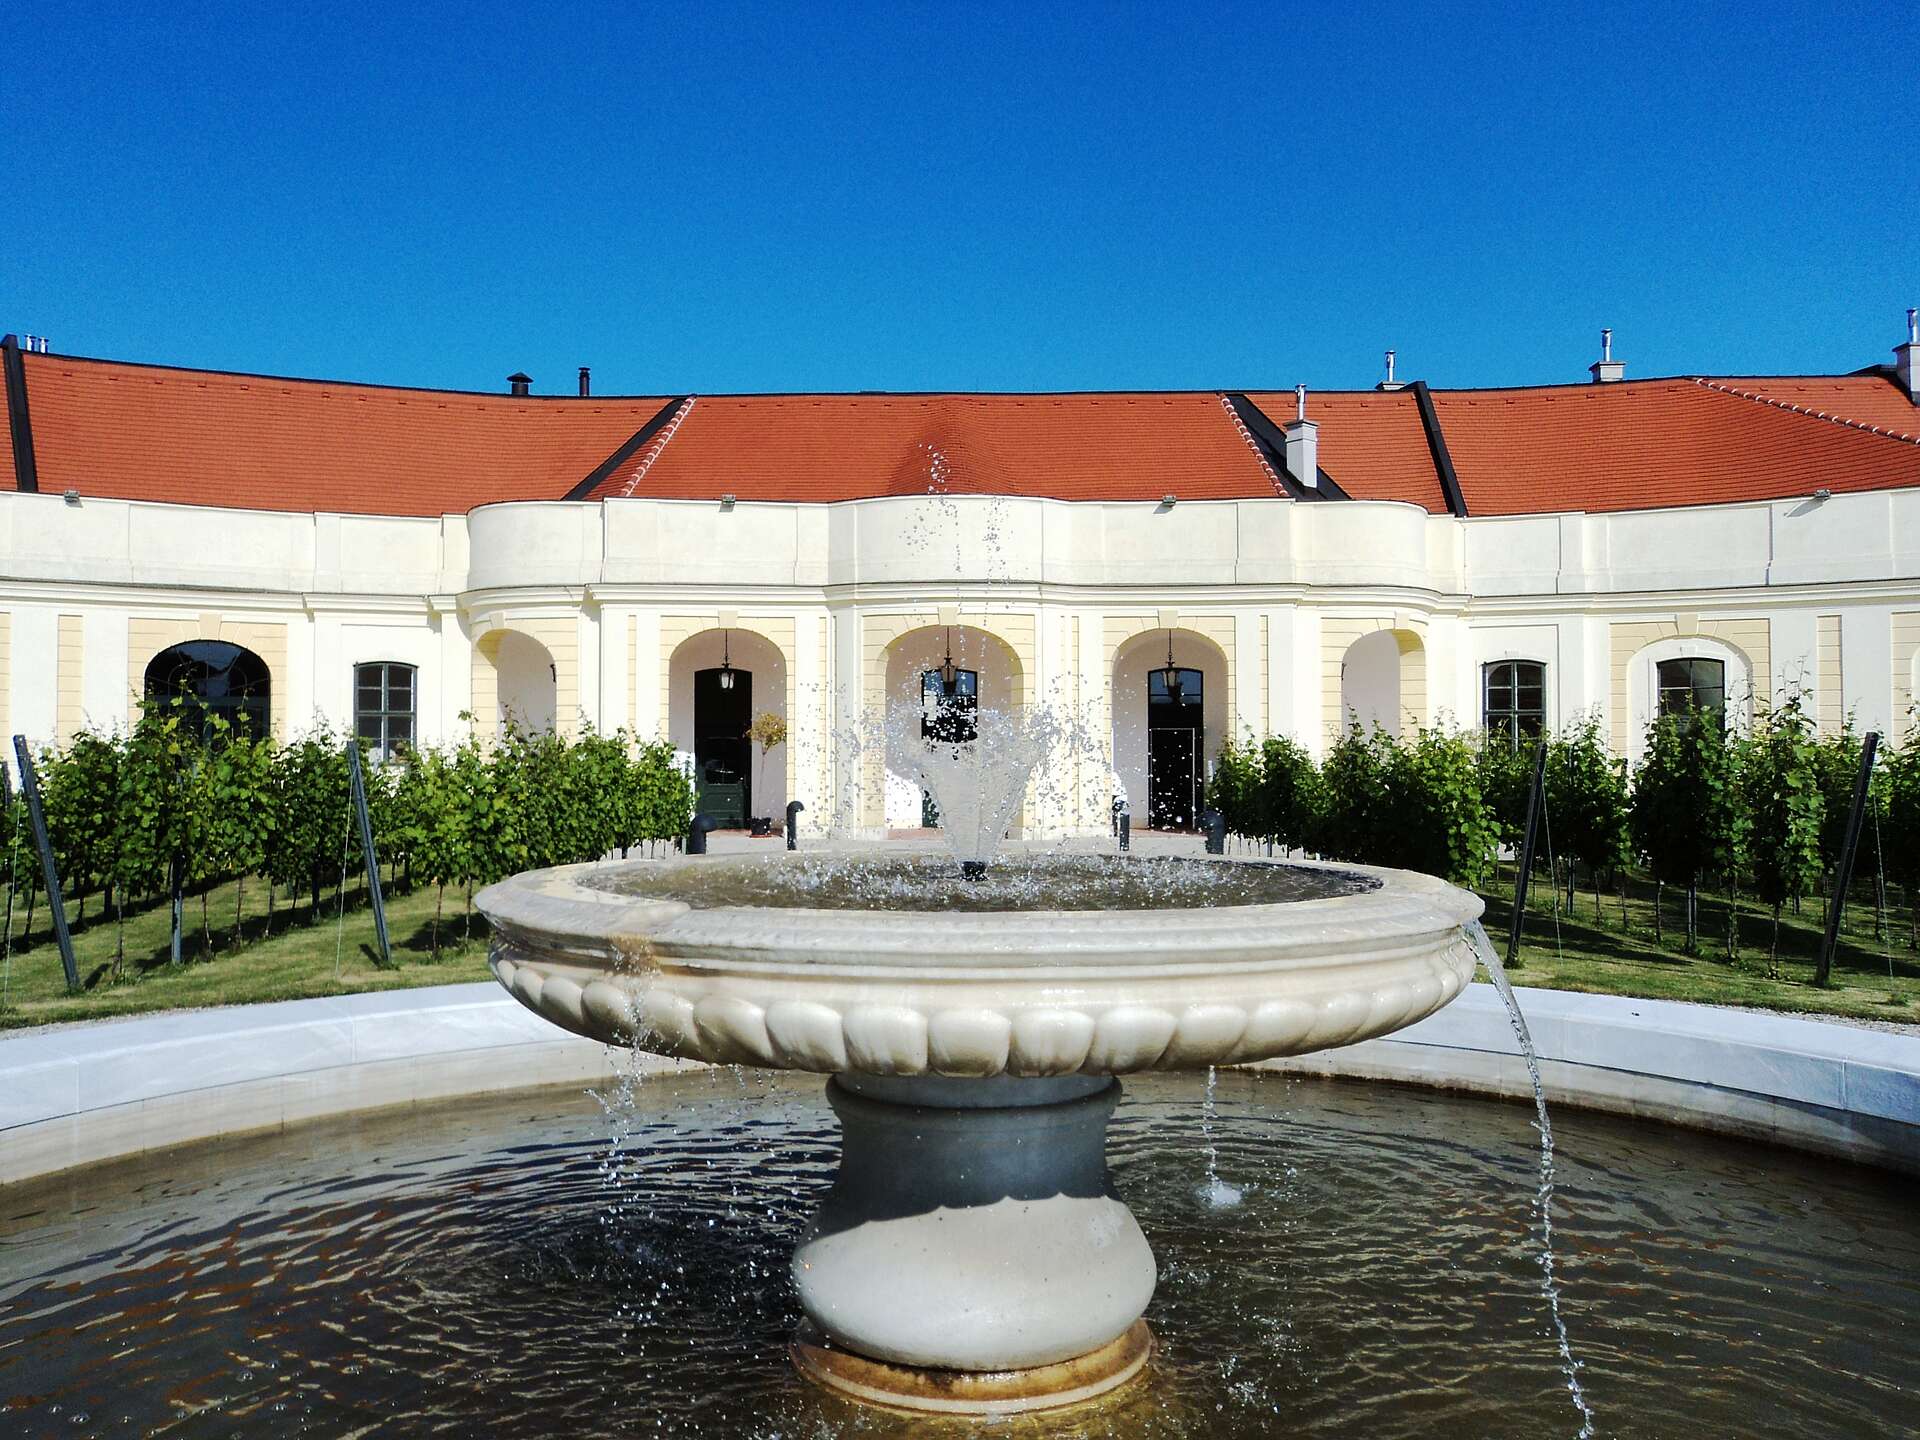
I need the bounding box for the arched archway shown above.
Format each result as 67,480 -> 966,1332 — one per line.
476,629 -> 557,734
1338,628 -> 1424,739
1110,627 -> 1229,830
144,641 -> 271,740
669,628 -> 788,827
879,624 -> 1025,830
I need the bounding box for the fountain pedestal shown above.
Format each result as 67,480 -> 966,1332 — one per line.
790,1073 -> 1157,1415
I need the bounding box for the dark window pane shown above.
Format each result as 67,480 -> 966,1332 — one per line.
388,716 -> 413,743
357,716 -> 382,741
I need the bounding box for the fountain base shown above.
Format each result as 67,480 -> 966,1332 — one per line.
792,1318 -> 1153,1416
790,1073 -> 1157,1410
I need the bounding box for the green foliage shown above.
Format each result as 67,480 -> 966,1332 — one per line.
1883,732 -> 1920,895
1545,715 -> 1631,881
1204,734 -> 1262,842
1475,731 -> 1536,852
1314,722 -> 1396,866
268,726 -> 357,910
1741,697 -> 1824,915
1312,723 -> 1493,885
1253,735 -> 1322,853
1631,706 -> 1748,889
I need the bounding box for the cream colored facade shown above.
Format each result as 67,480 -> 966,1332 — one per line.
4,483 -> 1918,835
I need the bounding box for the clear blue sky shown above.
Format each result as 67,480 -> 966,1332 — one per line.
4,4 -> 1916,395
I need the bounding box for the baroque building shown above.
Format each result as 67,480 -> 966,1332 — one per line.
3,321 -> 1918,836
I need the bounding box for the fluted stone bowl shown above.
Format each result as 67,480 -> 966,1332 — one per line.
477,851 -> 1482,1077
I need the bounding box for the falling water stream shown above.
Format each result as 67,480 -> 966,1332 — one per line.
1465,917 -> 1598,1439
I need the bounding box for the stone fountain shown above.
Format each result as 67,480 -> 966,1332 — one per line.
478,844 -> 1482,1416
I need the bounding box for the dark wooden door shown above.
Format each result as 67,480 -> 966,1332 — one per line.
694,668 -> 752,826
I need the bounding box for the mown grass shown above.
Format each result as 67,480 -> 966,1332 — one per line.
0,869 -> 492,1030
0,859 -> 1913,1032
1482,864 -> 1919,1023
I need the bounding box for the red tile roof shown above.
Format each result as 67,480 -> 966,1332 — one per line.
1693,373 -> 1920,439
4,350 -> 1916,519
0,365 -> 14,486
1244,389 -> 1447,512
582,392 -> 1280,503
16,353 -> 669,516
1430,377 -> 1920,517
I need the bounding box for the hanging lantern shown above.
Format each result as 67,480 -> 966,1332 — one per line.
718,631 -> 736,691
1158,630 -> 1183,702
940,627 -> 958,695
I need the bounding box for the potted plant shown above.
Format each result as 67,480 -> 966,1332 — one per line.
745,711 -> 788,836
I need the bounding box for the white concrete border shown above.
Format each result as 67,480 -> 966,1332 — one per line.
2,982 -> 1917,1187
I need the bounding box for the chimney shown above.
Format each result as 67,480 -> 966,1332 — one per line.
1283,384 -> 1319,490
578,366 -> 591,398
1589,328 -> 1625,383
508,372 -> 532,397
1895,308 -> 1919,405
1377,348 -> 1407,392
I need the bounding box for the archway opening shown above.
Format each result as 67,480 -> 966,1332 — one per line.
669,629 -> 789,828
1340,629 -> 1417,738
1111,628 -> 1227,831
144,641 -> 270,741
481,630 -> 558,734
881,625 -> 1022,831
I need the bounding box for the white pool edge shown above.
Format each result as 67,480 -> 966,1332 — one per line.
2,981 -> 1917,1185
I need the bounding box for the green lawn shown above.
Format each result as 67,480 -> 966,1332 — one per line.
1,861 -> 1914,1032
1483,866 -> 1919,1024
0,870 -> 491,1030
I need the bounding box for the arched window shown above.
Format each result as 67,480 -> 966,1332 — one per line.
144,641 -> 270,740
1657,657 -> 1726,722
355,662 -> 416,759
1483,661 -> 1546,745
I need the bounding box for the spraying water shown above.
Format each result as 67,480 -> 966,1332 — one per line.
1199,1065 -> 1245,1209
1466,919 -> 1596,1439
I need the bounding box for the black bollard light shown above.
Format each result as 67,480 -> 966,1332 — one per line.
785,800 -> 806,850
1202,808 -> 1226,855
960,860 -> 988,881
686,813 -> 718,856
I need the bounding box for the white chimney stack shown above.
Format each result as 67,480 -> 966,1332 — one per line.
1895,307 -> 1919,405
1590,327 -> 1625,383
1283,385 -> 1319,490
1377,348 -> 1407,392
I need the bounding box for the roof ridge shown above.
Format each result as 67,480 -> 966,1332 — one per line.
616,396 -> 697,496
1216,393 -> 1288,499
1689,376 -> 1920,444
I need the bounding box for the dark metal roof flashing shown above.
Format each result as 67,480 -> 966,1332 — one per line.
1224,393 -> 1347,500
563,396 -> 692,501
1409,381 -> 1467,517
2,334 -> 39,493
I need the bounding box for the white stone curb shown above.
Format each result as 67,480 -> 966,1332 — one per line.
2,982 -> 1916,1186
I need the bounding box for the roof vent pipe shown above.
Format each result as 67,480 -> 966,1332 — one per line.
1895,308 -> 1919,406
1283,385 -> 1319,490
578,366 -> 591,398
1590,327 -> 1625,383
1378,348 -> 1407,392
508,372 -> 532,397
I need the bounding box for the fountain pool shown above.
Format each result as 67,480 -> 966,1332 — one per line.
3,1069 -> 1915,1438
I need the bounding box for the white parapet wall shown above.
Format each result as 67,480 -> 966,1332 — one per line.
1,983 -> 1916,1186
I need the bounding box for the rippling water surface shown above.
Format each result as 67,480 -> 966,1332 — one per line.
2,1069 -> 1916,1438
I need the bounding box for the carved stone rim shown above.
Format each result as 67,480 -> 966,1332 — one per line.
476,852 -> 1485,1077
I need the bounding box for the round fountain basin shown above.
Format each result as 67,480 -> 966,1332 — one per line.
475,852 -> 1483,1077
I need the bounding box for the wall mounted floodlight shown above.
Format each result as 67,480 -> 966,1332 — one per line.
62,488 -> 81,506
1812,488 -> 1833,502
719,493 -> 737,509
